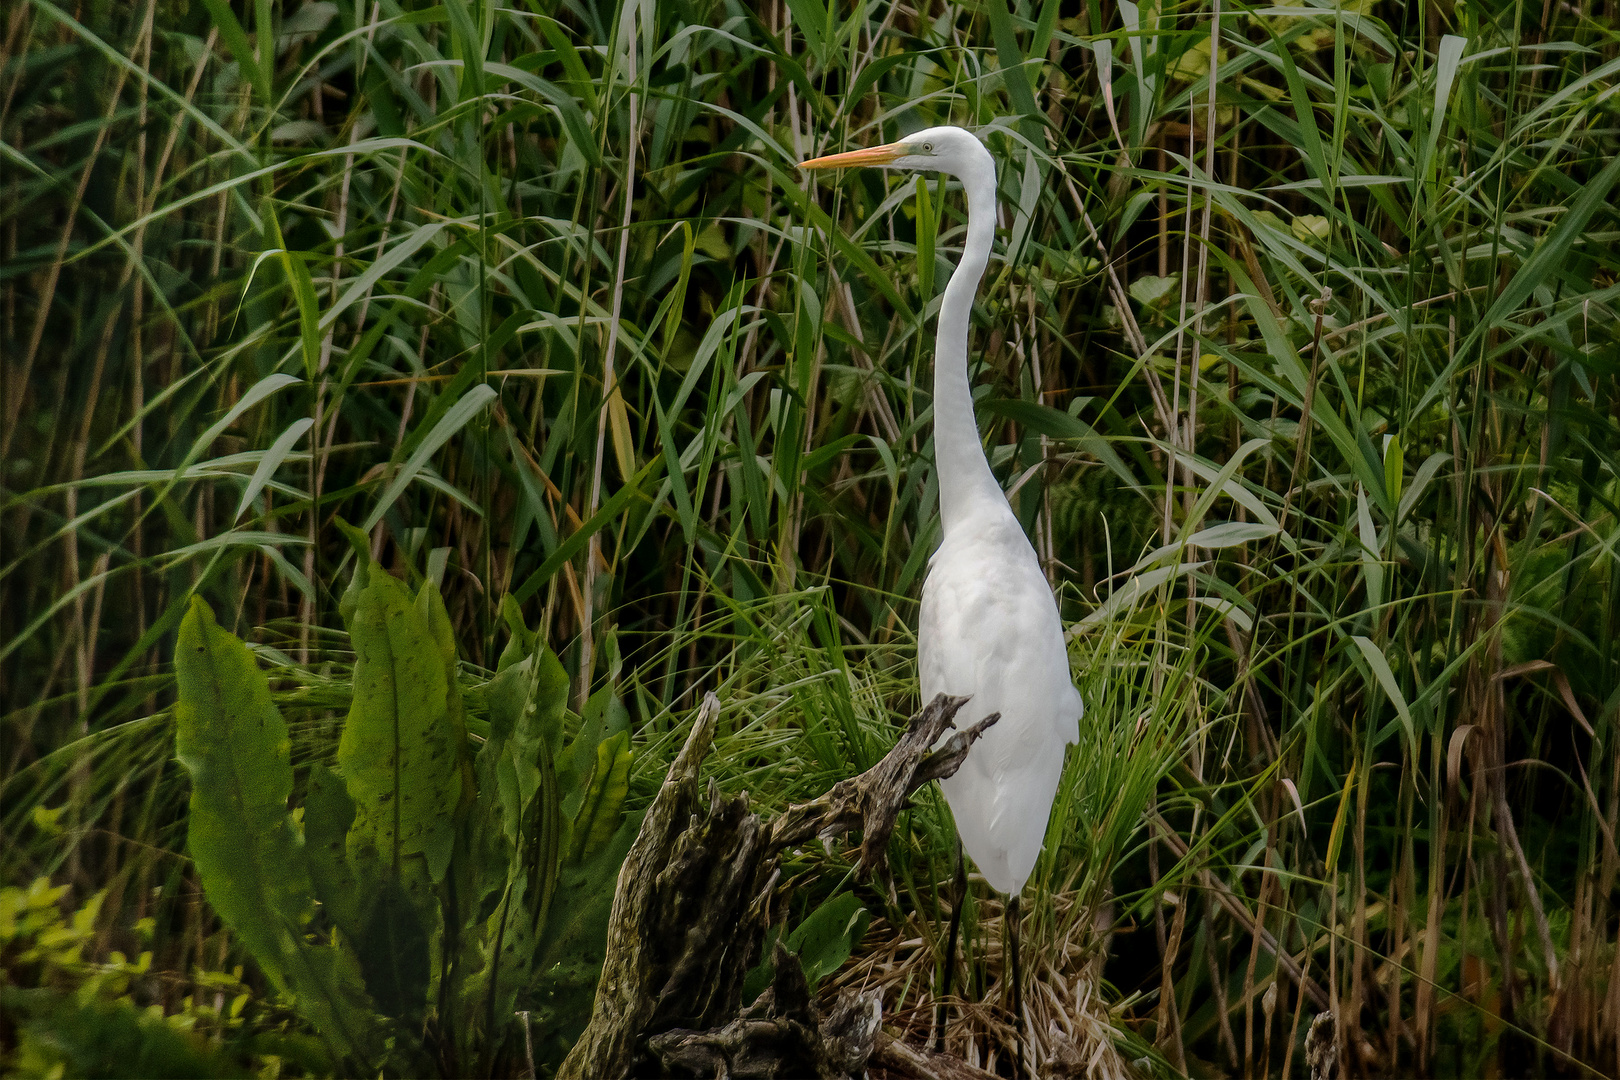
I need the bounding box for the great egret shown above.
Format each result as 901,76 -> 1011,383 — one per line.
799,126 -> 1082,1060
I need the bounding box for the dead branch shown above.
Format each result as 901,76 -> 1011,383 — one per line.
770,693 -> 998,882
869,1029 -> 1002,1080
558,692 -> 997,1079
649,939 -> 881,1080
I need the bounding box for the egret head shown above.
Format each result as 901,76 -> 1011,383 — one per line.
798,125 -> 991,180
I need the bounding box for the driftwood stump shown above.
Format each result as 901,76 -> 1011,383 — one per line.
557,692 -> 996,1080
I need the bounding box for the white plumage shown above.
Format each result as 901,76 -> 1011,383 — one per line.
922,507 -> 1082,894
801,125 -> 1082,898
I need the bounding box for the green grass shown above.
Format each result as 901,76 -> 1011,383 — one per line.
5,0 -> 1620,1075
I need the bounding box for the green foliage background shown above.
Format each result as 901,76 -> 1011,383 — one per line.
4,0 -> 1620,1075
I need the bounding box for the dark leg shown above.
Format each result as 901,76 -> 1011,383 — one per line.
1009,893 -> 1024,1077
934,838 -> 967,1052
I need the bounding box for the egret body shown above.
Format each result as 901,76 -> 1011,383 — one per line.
801,131 -> 1080,1065
799,126 -> 1082,897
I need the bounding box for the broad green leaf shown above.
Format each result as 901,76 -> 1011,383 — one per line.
746,892 -> 871,998
353,875 -> 431,1022
1128,274 -> 1179,308
566,731 -> 631,866
742,925 -> 783,1003
337,563 -> 462,882
420,579 -> 474,817
481,642 -> 569,830
528,811 -> 642,1060
333,515 -> 371,566
174,598 -> 309,996
174,599 -> 379,1065
479,625 -> 569,926
467,637 -> 569,1051
304,765 -> 361,940
785,892 -> 870,988
468,659 -> 542,928
497,595 -> 535,673
558,688 -> 611,819
519,644 -> 572,773
519,762 -> 562,939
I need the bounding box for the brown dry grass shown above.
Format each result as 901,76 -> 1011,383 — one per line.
829,888 -> 1138,1079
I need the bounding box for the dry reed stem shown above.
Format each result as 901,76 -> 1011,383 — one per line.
829,888 -> 1136,1080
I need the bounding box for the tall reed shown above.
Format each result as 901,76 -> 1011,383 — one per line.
4,0 -> 1619,1074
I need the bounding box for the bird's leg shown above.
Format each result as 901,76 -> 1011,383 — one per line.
1009,893 -> 1024,1078
934,837 -> 967,1053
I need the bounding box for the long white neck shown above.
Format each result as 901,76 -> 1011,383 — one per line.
933,162 -> 1006,533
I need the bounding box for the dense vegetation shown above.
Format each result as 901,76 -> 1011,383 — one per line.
4,0 -> 1620,1075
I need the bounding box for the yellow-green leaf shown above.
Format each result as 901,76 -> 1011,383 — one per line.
566,731 -> 631,866
175,598 -> 307,996
174,598 -> 380,1064
337,564 -> 462,882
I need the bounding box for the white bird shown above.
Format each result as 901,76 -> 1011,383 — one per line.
800,126 -> 1082,1049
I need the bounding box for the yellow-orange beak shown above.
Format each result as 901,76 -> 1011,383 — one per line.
797,141 -> 908,170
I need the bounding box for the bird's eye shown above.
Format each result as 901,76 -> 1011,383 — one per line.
923,142 -> 934,153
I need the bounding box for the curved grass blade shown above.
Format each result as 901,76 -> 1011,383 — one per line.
362,383 -> 497,533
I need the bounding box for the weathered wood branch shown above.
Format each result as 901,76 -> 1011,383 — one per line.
869,1030 -> 1002,1080
557,692 -> 997,1079
648,940 -> 881,1080
769,693 -> 998,883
